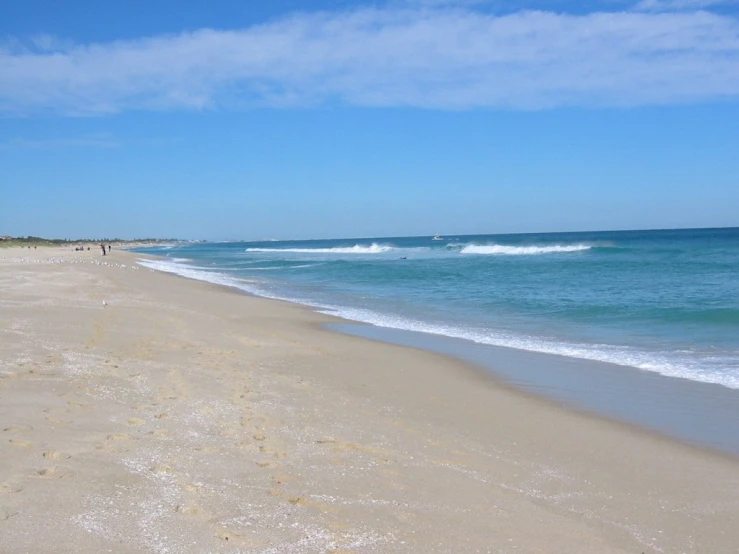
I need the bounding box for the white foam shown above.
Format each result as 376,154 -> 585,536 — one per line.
460,244 -> 591,255
242,263 -> 325,270
184,266 -> 245,271
136,259 -> 266,296
136,258 -> 311,308
179,262 -> 325,272
246,243 -> 395,254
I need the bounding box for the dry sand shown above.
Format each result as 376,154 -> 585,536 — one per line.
1,247 -> 737,553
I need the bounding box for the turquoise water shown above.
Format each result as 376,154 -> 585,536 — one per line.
133,227 -> 739,390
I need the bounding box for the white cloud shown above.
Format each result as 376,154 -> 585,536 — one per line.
1,7 -> 738,115
398,0 -> 490,5
634,0 -> 738,12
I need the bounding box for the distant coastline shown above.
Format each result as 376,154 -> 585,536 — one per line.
0,235 -> 179,249
3,225 -> 737,248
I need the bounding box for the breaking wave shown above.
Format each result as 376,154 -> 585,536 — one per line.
460,244 -> 591,255
246,243 -> 395,254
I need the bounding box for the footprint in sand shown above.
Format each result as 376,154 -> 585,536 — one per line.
127,417 -> 146,426
35,467 -> 69,479
45,416 -> 71,425
216,529 -> 241,543
268,488 -> 305,506
256,444 -> 287,460
8,439 -> 33,449
43,451 -> 71,461
180,483 -> 201,493
176,503 -> 206,517
107,433 -> 135,441
1,508 -> 19,521
3,425 -> 33,434
67,401 -> 90,409
271,474 -> 294,485
0,482 -> 24,494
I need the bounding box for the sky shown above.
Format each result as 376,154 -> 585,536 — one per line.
1,0 -> 738,240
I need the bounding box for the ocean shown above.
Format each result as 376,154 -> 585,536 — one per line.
134,227 -> 739,390
132,227 -> 739,452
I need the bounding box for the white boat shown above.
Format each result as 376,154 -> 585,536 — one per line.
432,235 -> 443,241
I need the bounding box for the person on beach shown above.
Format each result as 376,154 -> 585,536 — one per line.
108,244 -> 111,254
100,243 -> 106,256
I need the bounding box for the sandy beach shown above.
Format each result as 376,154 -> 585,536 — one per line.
1,247 -> 738,553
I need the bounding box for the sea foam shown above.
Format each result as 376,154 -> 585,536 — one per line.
136,258 -> 320,304
460,244 -> 591,255
246,243 -> 394,254
137,259 -> 263,295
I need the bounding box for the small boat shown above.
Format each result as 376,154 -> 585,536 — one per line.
432,235 -> 443,241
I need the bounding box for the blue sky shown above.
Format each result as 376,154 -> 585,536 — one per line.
1,0 -> 738,240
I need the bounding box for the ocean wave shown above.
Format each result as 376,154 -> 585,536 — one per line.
241,263 -> 325,271
185,263 -> 325,272
245,243 -> 395,254
173,264 -> 262,271
284,263 -> 325,269
459,244 -> 592,255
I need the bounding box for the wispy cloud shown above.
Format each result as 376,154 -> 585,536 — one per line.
1,7 -> 738,115
0,134 -> 117,150
634,0 -> 738,11
398,0 -> 491,5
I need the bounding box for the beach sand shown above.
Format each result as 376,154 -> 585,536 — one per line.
1,247 -> 737,553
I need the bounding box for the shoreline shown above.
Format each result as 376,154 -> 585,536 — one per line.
2,246 -> 738,552
328,323 -> 739,458
330,323 -> 739,457
132,247 -> 739,458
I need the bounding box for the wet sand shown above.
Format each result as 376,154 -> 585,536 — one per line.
1,247 -> 738,553
332,323 -> 739,456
